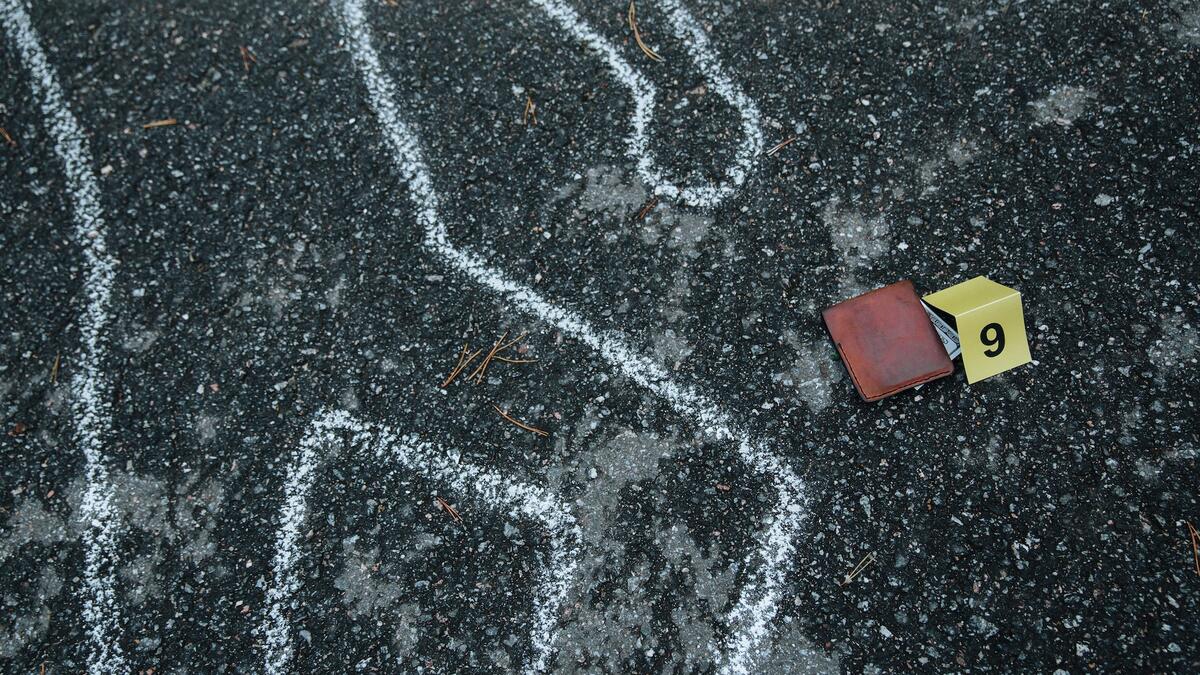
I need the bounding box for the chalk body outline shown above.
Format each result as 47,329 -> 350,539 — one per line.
1,1 -> 126,672
530,0 -> 764,209
331,1 -> 807,672
262,409 -> 580,675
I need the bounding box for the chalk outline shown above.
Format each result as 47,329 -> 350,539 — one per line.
530,0 -> 764,209
1,0 -> 126,672
262,409 -> 580,675
2,0 -> 801,669
331,0 -> 806,672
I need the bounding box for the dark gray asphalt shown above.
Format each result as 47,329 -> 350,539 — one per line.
2,0 -> 1198,672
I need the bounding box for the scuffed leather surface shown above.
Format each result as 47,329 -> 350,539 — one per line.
822,280 -> 953,402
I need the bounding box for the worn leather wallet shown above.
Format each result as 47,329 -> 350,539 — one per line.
822,280 -> 953,402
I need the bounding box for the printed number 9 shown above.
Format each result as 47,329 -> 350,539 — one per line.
980,323 -> 1005,357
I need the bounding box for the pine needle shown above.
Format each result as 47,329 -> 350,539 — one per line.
766,136 -> 798,156
240,45 -> 258,73
628,1 -> 663,62
1188,520 -> 1200,576
441,343 -> 483,388
635,195 -> 659,221
494,355 -> 538,364
838,551 -> 876,586
435,496 -> 462,524
524,95 -> 537,126
469,331 -> 526,384
492,404 -> 549,437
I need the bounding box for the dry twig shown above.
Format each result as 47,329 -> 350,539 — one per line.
628,1 -> 663,62
766,136 -> 798,156
0,127 -> 15,147
838,551 -> 876,586
50,353 -> 60,384
492,403 -> 549,437
142,118 -> 177,129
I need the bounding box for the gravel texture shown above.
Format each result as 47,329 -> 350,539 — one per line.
1,0 -> 1198,672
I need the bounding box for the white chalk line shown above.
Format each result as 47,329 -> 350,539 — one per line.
531,0 -> 764,209
332,0 -> 805,672
262,409 -> 580,675
1,1 -> 126,672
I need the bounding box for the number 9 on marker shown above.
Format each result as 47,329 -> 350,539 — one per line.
923,276 -> 1032,384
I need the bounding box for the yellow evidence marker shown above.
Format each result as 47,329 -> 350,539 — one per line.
922,276 -> 1032,384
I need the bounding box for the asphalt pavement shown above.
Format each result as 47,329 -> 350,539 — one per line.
1,0 -> 1198,672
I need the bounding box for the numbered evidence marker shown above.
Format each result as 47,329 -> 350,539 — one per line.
922,276 -> 1032,384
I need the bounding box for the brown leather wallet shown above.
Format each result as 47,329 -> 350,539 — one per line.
822,280 -> 953,402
